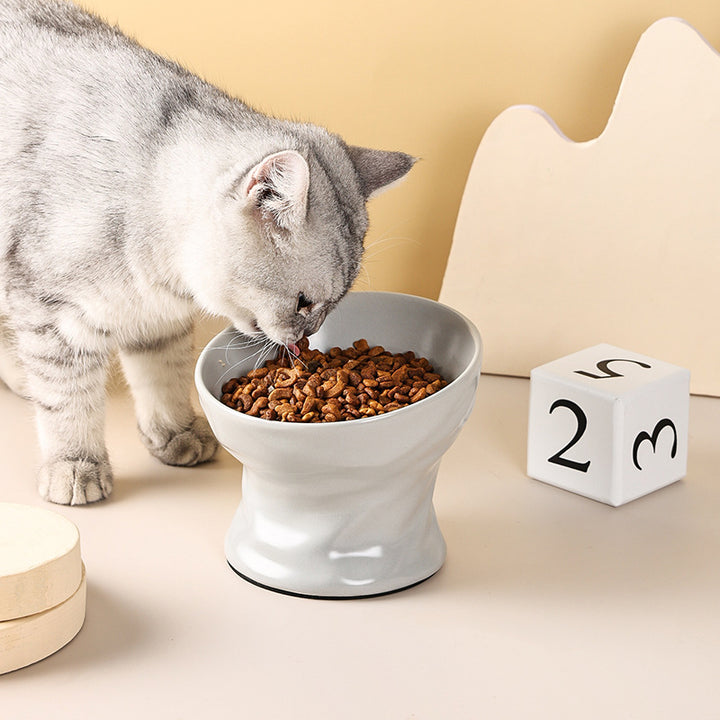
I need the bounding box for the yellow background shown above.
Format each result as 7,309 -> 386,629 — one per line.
78,0 -> 720,300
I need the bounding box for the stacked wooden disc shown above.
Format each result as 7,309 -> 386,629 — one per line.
0,503 -> 86,674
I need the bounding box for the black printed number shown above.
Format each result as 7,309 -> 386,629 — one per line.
547,399 -> 591,473
632,419 -> 678,470
574,358 -> 652,380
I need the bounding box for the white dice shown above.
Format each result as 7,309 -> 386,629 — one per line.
527,344 -> 690,506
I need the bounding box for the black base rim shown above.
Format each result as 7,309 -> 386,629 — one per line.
227,561 -> 440,600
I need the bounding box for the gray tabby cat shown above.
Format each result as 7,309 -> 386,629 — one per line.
0,0 -> 414,505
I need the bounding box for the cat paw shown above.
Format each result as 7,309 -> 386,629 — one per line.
141,416 -> 219,467
38,457 -> 114,506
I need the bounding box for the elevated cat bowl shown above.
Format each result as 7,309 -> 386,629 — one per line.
195,291 -> 482,598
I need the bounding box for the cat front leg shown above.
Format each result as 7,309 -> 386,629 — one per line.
119,324 -> 218,467
15,325 -> 113,505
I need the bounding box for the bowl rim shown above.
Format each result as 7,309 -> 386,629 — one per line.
194,291 -> 483,431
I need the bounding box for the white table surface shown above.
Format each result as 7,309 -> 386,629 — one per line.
2,374 -> 719,719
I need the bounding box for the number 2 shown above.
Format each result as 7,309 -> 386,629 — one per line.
547,399 -> 591,473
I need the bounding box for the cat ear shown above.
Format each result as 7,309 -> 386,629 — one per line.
242,150 -> 309,228
347,146 -> 416,199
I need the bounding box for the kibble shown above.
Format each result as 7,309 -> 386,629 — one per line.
219,337 -> 448,422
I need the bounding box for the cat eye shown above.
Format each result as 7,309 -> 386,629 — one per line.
296,292 -> 314,313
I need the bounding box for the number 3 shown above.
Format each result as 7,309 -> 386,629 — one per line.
632,419 -> 678,470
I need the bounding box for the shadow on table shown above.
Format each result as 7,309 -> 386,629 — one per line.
2,581 -> 153,680
437,465 -> 720,606
108,447 -> 242,504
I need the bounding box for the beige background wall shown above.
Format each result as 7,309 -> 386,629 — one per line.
79,0 -> 720,301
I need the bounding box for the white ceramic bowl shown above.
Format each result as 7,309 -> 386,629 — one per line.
195,291 -> 482,598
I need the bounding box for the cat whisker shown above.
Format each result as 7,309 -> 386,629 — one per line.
353,234 -> 418,291
204,330 -> 266,351
214,336 -> 265,353
254,340 -> 278,372
208,333 -> 279,386
203,333 -> 266,373
366,232 -> 417,248
352,262 -> 373,291
363,234 -> 418,263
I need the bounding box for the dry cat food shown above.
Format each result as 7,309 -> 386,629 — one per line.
219,337 -> 448,422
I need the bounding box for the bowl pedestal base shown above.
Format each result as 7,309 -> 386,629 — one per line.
224,464 -> 447,599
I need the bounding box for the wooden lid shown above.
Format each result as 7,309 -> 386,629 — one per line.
0,503 -> 82,621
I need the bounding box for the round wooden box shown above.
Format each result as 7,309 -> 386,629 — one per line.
0,503 -> 86,674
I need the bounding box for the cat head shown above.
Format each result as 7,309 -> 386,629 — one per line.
196,133 -> 415,349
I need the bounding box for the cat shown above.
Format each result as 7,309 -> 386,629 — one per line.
0,0 -> 415,505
